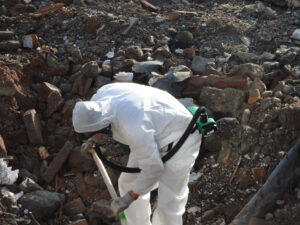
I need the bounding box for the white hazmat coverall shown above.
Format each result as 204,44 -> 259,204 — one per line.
72,82 -> 202,225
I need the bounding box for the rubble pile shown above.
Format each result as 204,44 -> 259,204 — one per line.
0,0 -> 300,224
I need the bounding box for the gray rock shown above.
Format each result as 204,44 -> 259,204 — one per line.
165,65 -> 192,82
0,40 -> 20,51
176,31 -> 194,47
279,51 -> 297,65
263,61 -> 280,73
153,45 -> 172,59
258,31 -> 273,44
125,46 -> 143,60
241,108 -> 251,125
87,200 -> 116,225
19,178 -> 43,193
230,52 -> 260,64
278,102 -> 300,130
132,61 -> 163,74
230,63 -> 264,80
81,61 -> 100,78
0,31 -> 15,41
18,169 -> 38,183
19,190 -> 65,222
249,78 -> 267,94
260,97 -> 281,110
199,87 -> 246,117
191,55 -> 215,74
262,90 -> 273,98
260,52 -> 276,62
241,125 -> 259,153
291,66 -> 300,79
0,5 -> 8,16
263,7 -> 278,19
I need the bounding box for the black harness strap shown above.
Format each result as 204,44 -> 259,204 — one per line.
94,107 -> 202,173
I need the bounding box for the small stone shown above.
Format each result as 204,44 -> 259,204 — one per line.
38,82 -> 61,102
241,108 -> 251,125
125,46 -> 143,61
263,61 -> 280,73
83,16 -> 101,34
265,213 -> 274,221
274,90 -> 283,99
276,199 -> 285,205
38,146 -> 49,160
22,34 -> 40,49
168,11 -> 182,21
81,61 -> 99,78
0,31 -> 14,41
63,198 -> 86,216
0,135 -> 7,158
19,178 -> 43,193
176,31 -> 194,47
191,54 -> 215,74
153,45 -> 172,59
251,167 -> 266,180
262,90 -> 273,98
183,48 -> 195,59
248,88 -> 261,104
230,63 -> 264,80
202,209 -> 215,221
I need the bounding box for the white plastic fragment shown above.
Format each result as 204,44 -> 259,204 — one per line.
106,51 -> 114,59
0,158 -> 19,185
291,29 -> 300,40
113,72 -> 134,82
189,172 -> 203,183
175,49 -> 184,54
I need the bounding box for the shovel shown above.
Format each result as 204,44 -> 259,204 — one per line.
88,148 -> 128,225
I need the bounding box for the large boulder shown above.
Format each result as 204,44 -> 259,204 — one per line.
199,87 -> 246,117
19,190 -> 65,222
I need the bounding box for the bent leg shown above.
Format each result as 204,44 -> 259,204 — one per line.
118,154 -> 152,225
152,132 -> 202,225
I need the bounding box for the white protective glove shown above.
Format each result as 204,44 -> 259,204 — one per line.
80,139 -> 94,160
111,192 -> 135,215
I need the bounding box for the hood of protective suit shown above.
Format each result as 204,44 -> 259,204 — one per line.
72,101 -> 111,133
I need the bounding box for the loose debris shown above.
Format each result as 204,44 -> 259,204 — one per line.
0,0 -> 300,225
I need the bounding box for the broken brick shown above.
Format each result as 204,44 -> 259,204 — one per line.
181,74 -> 249,97
71,75 -> 93,97
47,90 -> 64,117
63,198 -> 86,216
23,109 -> 44,146
42,141 -> 73,183
168,11 -> 182,21
38,82 -> 61,102
0,135 -> 7,158
84,173 -> 99,187
68,219 -> 88,225
251,167 -> 267,181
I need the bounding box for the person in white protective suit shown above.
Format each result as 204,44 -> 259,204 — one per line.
72,82 -> 202,225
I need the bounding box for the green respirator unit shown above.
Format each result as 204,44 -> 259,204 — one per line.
187,106 -> 217,137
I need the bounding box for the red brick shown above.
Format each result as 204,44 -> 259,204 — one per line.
63,198 -> 86,216
181,74 -> 249,97
251,168 -> 267,181
23,109 -> 44,146
42,141 -> 73,183
168,11 -> 182,21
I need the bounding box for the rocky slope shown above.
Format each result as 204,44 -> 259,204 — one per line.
0,0 -> 300,225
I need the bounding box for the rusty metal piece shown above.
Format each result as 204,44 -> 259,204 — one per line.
230,138 -> 300,225
229,155 -> 242,184
140,0 -> 158,12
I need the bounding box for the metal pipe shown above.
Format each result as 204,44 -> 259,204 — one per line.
230,138 -> 300,225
